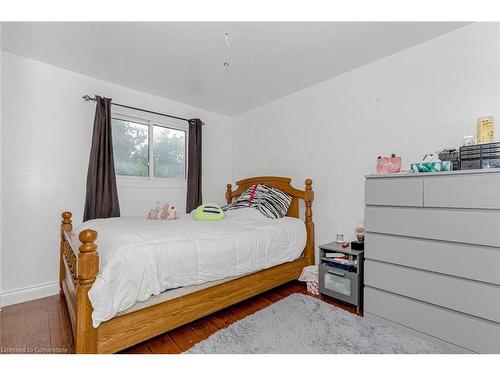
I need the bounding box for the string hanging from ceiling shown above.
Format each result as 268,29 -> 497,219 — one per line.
222,32 -> 231,70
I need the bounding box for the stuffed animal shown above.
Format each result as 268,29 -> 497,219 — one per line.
147,202 -> 178,220
166,204 -> 177,220
147,202 -> 162,220
156,203 -> 167,220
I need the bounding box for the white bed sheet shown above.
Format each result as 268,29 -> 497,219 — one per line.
72,208 -> 306,327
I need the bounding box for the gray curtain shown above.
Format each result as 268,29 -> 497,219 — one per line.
83,96 -> 121,221
186,119 -> 203,213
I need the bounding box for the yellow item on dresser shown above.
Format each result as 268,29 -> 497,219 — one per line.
477,116 -> 494,143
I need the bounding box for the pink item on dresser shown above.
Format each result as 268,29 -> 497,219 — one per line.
376,154 -> 401,174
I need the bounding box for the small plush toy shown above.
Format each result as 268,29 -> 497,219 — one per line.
147,202 -> 178,220
147,202 -> 162,220
166,204 -> 177,220
157,203 -> 168,220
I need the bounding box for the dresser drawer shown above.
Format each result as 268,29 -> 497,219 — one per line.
365,233 -> 500,285
365,260 -> 500,322
424,173 -> 500,209
365,177 -> 423,207
365,206 -> 500,247
364,287 -> 500,353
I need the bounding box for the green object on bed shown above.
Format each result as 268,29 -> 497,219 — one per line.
194,204 -> 225,221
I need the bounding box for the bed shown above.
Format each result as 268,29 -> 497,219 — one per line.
59,176 -> 314,353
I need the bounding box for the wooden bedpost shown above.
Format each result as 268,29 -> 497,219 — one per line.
75,229 -> 99,354
304,178 -> 315,264
226,183 -> 233,204
60,212 -> 73,288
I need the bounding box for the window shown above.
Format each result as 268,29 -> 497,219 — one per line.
111,116 -> 187,180
112,119 -> 149,177
153,126 -> 186,178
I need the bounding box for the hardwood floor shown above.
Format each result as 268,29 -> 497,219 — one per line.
0,293 -> 73,354
0,281 -> 361,354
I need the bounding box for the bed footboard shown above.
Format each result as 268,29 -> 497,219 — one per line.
60,212 -> 99,353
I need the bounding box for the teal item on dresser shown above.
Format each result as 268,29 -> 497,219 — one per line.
410,160 -> 451,173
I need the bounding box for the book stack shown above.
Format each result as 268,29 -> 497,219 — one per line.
322,252 -> 357,272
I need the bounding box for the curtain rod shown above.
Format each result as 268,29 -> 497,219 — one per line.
82,95 -> 205,125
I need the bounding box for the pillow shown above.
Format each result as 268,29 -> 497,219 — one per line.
223,184 -> 258,212
194,204 -> 225,221
251,184 -> 292,219
224,184 -> 292,219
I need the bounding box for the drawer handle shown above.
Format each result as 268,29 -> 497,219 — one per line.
327,270 -> 345,277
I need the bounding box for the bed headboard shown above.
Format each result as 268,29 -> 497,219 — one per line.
225,176 -> 314,261
225,176 -> 312,219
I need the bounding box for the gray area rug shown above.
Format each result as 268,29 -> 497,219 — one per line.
187,293 -> 445,354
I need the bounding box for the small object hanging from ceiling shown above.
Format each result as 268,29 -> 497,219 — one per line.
222,32 -> 231,70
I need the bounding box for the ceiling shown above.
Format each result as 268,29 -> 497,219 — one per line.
1,22 -> 470,116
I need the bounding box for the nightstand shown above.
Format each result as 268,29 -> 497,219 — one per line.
318,242 -> 364,313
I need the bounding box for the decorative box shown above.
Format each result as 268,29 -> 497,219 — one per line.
306,281 -> 319,295
410,160 -> 451,173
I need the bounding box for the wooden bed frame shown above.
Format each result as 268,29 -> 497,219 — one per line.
59,176 -> 314,353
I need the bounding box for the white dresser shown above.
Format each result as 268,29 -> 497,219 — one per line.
364,169 -> 500,353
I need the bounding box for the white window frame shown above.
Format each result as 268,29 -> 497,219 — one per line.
111,108 -> 188,189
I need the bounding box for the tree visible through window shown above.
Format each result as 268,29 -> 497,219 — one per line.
112,119 -> 149,177
153,126 -> 186,178
111,118 -> 186,179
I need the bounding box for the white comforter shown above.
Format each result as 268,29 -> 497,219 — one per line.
72,208 -> 306,327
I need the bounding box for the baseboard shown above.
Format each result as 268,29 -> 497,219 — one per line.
0,281 -> 60,307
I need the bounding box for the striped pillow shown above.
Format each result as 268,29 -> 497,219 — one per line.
224,184 -> 292,219
223,184 -> 258,211
252,184 -> 292,219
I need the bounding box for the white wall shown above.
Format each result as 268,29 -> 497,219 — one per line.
0,52 -> 232,306
232,23 -> 500,257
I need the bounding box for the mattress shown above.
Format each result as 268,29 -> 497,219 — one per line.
72,208 -> 306,327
